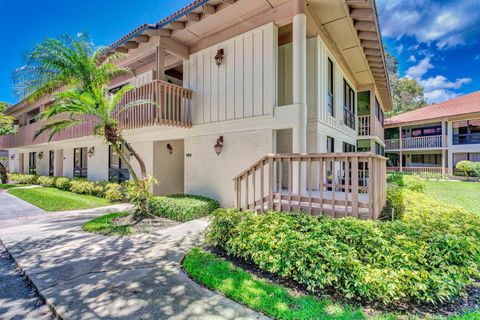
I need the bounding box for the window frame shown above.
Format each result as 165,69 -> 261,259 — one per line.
108,145 -> 130,183
327,58 -> 334,117
327,136 -> 335,153
28,152 -> 36,175
342,142 -> 356,153
343,79 -> 355,130
73,147 -> 88,178
49,150 -> 54,176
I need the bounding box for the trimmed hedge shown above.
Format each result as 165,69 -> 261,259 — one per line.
206,191 -> 480,306
149,194 -> 220,222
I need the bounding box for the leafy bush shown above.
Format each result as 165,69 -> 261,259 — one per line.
206,193 -> 480,306
8,173 -> 38,184
418,172 -> 447,181
380,183 -> 405,220
386,172 -> 405,187
456,160 -> 474,178
37,176 -> 56,187
55,177 -> 71,190
403,174 -> 425,192
149,194 -> 220,222
104,183 -> 124,202
69,180 -> 97,195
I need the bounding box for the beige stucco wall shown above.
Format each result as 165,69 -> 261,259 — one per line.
153,140 -> 184,195
184,129 -> 273,207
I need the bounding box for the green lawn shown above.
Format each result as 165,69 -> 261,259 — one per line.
8,187 -> 112,211
424,180 -> 480,214
184,248 -> 480,320
82,212 -> 134,236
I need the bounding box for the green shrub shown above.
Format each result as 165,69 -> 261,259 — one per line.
403,174 -> 425,192
149,194 -> 220,222
92,185 -> 106,197
104,183 -> 124,202
55,177 -> 71,190
380,183 -> 405,220
456,160 -> 474,178
8,173 -> 38,184
206,192 -> 480,306
386,172 -> 405,187
69,180 -> 97,195
419,172 -> 446,181
37,176 -> 56,187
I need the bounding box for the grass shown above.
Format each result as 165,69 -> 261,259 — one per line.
183,248 -> 480,320
424,180 -> 480,214
8,187 -> 111,211
82,212 -> 134,236
0,183 -> 29,189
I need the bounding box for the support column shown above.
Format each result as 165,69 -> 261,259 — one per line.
398,126 -> 403,172
156,38 -> 165,81
441,149 -> 446,175
292,1 -> 307,195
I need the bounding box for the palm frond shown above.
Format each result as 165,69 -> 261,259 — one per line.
33,118 -> 82,141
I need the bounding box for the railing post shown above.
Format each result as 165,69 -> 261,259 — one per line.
268,157 -> 274,210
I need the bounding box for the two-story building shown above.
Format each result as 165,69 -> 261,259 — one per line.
1,0 -> 390,219
385,91 -> 480,175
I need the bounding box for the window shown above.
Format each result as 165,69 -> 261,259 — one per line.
343,80 -> 355,130
28,152 -> 36,174
73,147 -> 88,178
374,96 -> 384,127
343,142 -> 356,152
375,142 -> 385,156
410,126 -> 442,137
327,58 -> 334,117
327,136 -> 335,153
26,108 -> 40,124
453,120 -> 480,145
108,145 -> 130,183
49,150 -> 54,176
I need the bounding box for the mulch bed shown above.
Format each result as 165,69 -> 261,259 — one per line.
205,246 -> 480,318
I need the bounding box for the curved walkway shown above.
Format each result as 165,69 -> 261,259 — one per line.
0,192 -> 266,319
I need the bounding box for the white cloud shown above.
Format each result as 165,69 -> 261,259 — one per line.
406,57 -> 433,79
475,54 -> 480,61
408,55 -> 417,62
418,75 -> 471,103
377,0 -> 480,49
419,75 -> 471,91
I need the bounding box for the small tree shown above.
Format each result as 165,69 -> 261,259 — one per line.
14,35 -> 155,219
0,102 -> 16,183
455,160 -> 474,180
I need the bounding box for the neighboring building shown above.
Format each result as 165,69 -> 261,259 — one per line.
384,91 -> 480,175
0,0 -> 390,218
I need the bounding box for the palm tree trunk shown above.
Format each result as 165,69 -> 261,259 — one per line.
0,162 -> 7,184
113,140 -> 151,219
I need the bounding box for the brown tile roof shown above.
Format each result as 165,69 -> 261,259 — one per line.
385,91 -> 480,127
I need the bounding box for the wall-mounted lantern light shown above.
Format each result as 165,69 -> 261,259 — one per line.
214,136 -> 224,156
214,48 -> 224,67
38,151 -> 44,160
87,147 -> 95,158
167,143 -> 173,155
10,154 -> 15,160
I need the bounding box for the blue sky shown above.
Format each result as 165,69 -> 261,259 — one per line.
1,0 -> 479,104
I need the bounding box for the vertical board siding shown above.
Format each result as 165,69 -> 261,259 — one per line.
186,23 -> 276,125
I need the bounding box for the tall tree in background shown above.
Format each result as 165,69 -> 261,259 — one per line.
384,48 -> 427,117
0,102 -> 16,183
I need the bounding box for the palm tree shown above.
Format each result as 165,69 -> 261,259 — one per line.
14,34 -> 155,218
0,102 -> 16,183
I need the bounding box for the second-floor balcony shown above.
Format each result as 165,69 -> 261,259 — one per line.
385,135 -> 447,150
358,115 -> 384,138
0,80 -> 192,149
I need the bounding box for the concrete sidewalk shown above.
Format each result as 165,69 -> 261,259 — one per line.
0,192 -> 266,319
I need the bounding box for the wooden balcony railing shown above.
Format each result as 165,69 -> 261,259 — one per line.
387,166 -> 443,174
358,115 -> 384,138
233,153 -> 387,220
385,135 -> 446,150
0,80 -> 192,148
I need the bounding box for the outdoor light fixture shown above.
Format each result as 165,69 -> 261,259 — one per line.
87,147 -> 95,158
167,143 -> 173,155
38,152 -> 44,160
10,154 -> 15,160
214,136 -> 224,156
214,48 -> 224,67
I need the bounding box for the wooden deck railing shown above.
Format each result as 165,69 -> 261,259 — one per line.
0,80 -> 192,148
385,135 -> 445,150
387,166 -> 443,174
358,115 -> 384,138
233,153 -> 387,220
